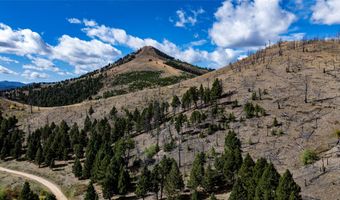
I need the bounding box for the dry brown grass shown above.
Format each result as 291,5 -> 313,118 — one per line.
2,40 -> 340,199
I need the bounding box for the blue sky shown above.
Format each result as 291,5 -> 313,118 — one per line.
0,0 -> 340,83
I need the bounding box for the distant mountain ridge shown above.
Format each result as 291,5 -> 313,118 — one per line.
0,81 -> 25,91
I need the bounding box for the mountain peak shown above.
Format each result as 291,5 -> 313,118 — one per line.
136,46 -> 174,60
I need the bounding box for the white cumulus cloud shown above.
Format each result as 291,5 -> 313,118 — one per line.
0,56 -> 19,63
22,69 -> 48,79
0,23 -> 51,56
311,0 -> 340,25
67,18 -> 82,24
52,35 -> 121,74
23,56 -> 61,72
0,65 -> 18,75
209,0 -> 296,48
81,20 -> 240,67
173,8 -> 205,28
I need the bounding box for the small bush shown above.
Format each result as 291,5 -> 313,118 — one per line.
164,140 -> 176,152
273,117 -> 279,127
334,129 -> 340,138
144,144 -> 159,159
301,149 -> 318,165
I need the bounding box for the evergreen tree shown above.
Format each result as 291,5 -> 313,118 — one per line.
222,148 -> 242,186
188,152 -> 205,190
135,167 -> 151,200
46,193 -> 57,200
72,157 -> 83,178
34,147 -> 44,168
110,106 -> 117,119
82,149 -> 95,179
229,179 -> 248,200
224,130 -> 241,152
211,79 -> 223,101
19,182 -> 31,200
118,166 -> 130,195
102,158 -> 119,199
255,163 -> 280,200
13,140 -> 22,160
253,158 -> 268,184
164,162 -> 184,200
84,181 -> 99,200
275,170 -> 301,200
171,95 -> 181,113
84,115 -> 92,132
237,154 -> 256,200
89,106 -> 94,115
203,87 -> 211,104
191,190 -> 200,200
159,156 -> 175,200
151,164 -> 161,200
202,164 -> 217,193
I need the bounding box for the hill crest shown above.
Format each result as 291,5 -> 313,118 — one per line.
2,46 -> 211,107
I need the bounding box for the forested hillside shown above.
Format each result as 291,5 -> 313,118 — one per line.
0,78 -> 301,200
1,46 -> 211,107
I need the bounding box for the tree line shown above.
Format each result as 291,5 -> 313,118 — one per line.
3,75 -> 103,107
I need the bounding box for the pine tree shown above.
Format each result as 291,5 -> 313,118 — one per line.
222,148 -> 242,186
229,179 -> 248,200
202,164 -> 217,193
135,167 -> 151,200
275,170 -> 301,200
19,182 -> 31,200
46,193 -> 57,200
35,147 -> 44,168
151,164 -> 161,200
191,190 -> 200,200
110,106 -> 117,119
102,158 -> 118,199
84,115 -> 92,132
82,149 -> 95,179
224,130 -> 241,152
13,140 -> 22,160
164,162 -> 184,200
89,106 -> 94,115
45,193 -> 57,200
255,163 -> 280,200
253,157 -> 268,184
188,152 -> 205,190
118,166 -> 130,195
159,156 -> 174,200
72,157 -> 83,178
237,154 -> 256,199
171,95 -> 181,113
211,78 -> 223,101
84,181 -> 99,200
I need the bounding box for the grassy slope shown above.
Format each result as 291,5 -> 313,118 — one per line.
2,40 -> 340,199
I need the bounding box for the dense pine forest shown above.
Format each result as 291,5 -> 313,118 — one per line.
0,78 -> 302,199
2,75 -> 104,107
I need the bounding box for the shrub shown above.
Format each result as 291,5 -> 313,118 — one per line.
301,149 -> 318,165
335,129 -> 340,139
144,144 -> 159,159
273,117 -> 279,127
164,140 -> 176,152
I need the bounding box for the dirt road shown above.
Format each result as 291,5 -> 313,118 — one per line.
0,167 -> 68,200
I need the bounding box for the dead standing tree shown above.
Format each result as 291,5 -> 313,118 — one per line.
304,75 -> 310,103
